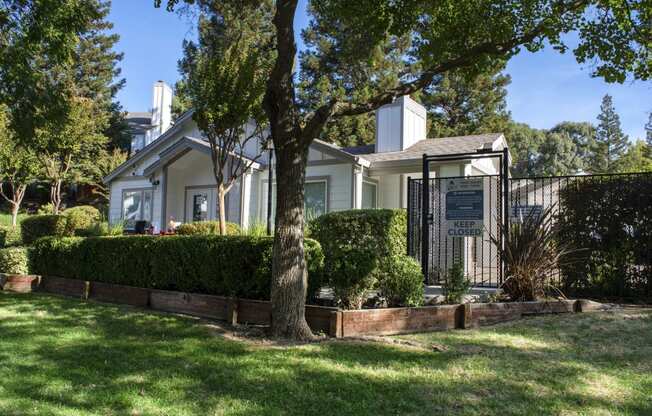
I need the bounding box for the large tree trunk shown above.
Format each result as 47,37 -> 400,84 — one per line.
218,184 -> 227,235
269,141 -> 313,340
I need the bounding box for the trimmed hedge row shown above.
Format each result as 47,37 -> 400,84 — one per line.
309,209 -> 423,308
30,235 -> 324,301
176,221 -> 241,236
0,247 -> 30,275
21,215 -> 71,245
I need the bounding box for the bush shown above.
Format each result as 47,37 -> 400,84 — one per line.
377,255 -> 424,307
36,203 -> 55,215
0,225 -> 22,248
442,262 -> 470,304
76,221 -> 124,237
62,205 -> 101,235
30,235 -> 324,301
21,215 -> 72,245
0,247 -> 30,275
176,221 -> 241,236
309,209 -> 419,309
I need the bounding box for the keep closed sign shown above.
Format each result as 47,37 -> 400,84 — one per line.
445,178 -> 484,236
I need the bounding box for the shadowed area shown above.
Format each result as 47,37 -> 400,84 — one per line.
0,292 -> 650,415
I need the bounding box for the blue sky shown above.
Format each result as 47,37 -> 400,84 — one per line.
110,0 -> 651,140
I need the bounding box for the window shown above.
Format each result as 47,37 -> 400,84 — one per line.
305,181 -> 327,218
192,193 -> 209,222
122,189 -> 153,229
362,181 -> 377,209
265,179 -> 328,221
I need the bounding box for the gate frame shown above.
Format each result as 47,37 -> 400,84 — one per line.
420,148 -> 510,282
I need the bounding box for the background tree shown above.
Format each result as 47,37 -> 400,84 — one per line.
162,0 -> 652,339
616,140 -> 652,172
0,106 -> 38,227
548,121 -> 595,161
36,96 -> 108,213
593,94 -> 629,172
176,1 -> 274,235
80,147 -> 128,203
646,113 -> 652,157
532,131 -> 583,175
0,0 -> 100,151
505,122 -> 546,177
423,67 -> 512,138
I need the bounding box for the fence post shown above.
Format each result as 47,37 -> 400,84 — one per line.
227,297 -> 239,325
421,154 -> 430,281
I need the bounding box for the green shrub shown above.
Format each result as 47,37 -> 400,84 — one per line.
36,203 -> 55,215
378,256 -> 424,307
21,215 -> 72,245
442,262 -> 470,304
30,235 -> 324,301
0,247 -> 30,275
62,205 -> 101,235
176,221 -> 241,236
309,209 -> 416,308
0,225 -> 22,248
76,221 -> 124,237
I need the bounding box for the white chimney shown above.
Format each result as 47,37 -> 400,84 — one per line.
148,80 -> 173,143
375,95 -> 427,153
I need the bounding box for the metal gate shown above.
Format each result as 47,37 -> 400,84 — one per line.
408,150 -> 510,288
408,175 -> 505,287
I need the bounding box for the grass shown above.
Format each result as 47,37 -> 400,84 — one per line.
0,212 -> 29,227
0,292 -> 651,416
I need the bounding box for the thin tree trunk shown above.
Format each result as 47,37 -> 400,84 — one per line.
269,141 -> 313,340
10,202 -> 19,228
51,179 -> 62,214
218,184 -> 227,235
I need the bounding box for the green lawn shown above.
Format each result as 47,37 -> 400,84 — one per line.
1,293 -> 650,416
0,212 -> 29,227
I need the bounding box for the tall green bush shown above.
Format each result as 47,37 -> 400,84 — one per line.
30,235 -> 324,301
0,247 -> 30,275
558,175 -> 652,300
442,262 -> 470,304
62,205 -> 101,235
310,209 -> 423,308
21,215 -> 71,245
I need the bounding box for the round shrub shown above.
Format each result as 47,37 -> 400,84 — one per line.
21,215 -> 72,245
327,246 -> 378,309
0,225 -> 22,248
0,247 -> 30,275
377,256 -> 424,307
176,221 -> 241,236
63,205 -> 102,235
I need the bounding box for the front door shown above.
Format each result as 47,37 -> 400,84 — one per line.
186,188 -> 216,222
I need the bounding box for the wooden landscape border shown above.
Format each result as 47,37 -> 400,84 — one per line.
1,274 -> 606,338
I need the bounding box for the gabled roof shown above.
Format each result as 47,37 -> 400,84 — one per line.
355,133 -> 506,166
142,136 -> 264,177
103,110 -> 195,183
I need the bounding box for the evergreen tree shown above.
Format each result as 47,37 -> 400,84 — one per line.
549,121 -> 596,162
617,140 -> 652,172
645,113 -> 652,157
593,94 -> 629,172
505,121 -> 546,177
533,132 -> 583,176
423,67 -> 512,138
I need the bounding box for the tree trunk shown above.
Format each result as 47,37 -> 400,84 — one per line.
218,184 -> 227,235
50,180 -> 62,214
10,202 -> 19,228
269,141 -> 313,340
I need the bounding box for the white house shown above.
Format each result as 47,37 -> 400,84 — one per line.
105,82 -> 509,233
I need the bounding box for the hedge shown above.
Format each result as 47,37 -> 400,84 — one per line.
176,221 -> 241,236
309,209 -> 423,308
558,174 -> 652,301
62,205 -> 102,235
30,235 -> 324,301
0,247 -> 30,275
21,215 -> 72,245
0,226 -> 22,248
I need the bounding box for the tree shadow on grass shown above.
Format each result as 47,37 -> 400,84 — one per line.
0,293 -> 650,415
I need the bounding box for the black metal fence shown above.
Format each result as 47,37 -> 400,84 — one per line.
409,171 -> 652,299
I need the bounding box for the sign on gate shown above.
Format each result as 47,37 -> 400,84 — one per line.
445,178 -> 484,236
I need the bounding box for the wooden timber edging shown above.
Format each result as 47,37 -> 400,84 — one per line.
2,275 -> 607,338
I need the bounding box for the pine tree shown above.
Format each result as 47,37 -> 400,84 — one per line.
423,67 -> 512,138
593,94 -> 629,173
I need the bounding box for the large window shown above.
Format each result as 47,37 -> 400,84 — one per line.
362,180 -> 377,209
122,189 -> 153,229
266,178 -> 328,221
